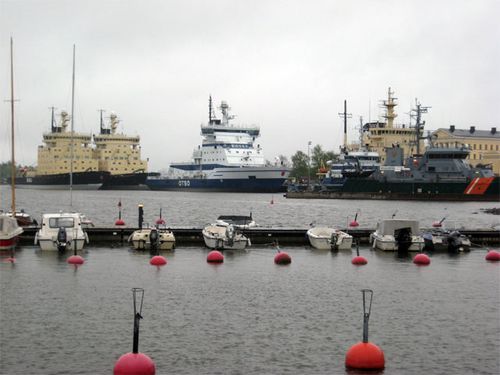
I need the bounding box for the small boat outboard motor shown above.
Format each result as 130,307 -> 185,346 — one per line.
446,231 -> 462,253
149,228 -> 159,252
56,227 -> 68,252
225,225 -> 235,247
395,227 -> 412,252
330,232 -> 339,251
423,232 -> 434,251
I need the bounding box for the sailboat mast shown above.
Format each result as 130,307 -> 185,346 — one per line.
70,44 -> 76,206
10,37 -> 16,213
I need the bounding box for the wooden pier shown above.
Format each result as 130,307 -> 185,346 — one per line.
18,227 -> 500,246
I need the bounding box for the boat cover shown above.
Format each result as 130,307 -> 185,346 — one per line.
376,219 -> 420,235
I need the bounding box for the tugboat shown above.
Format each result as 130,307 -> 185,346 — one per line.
146,97 -> 290,192
95,111 -> 150,190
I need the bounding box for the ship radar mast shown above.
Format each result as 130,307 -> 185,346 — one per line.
410,99 -> 430,155
382,87 -> 398,128
338,100 -> 352,153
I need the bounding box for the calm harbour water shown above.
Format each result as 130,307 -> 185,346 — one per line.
0,188 -> 499,374
1,187 -> 499,229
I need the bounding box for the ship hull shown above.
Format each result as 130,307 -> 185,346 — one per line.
12,171 -> 109,190
146,177 -> 287,193
286,177 -> 500,201
100,172 -> 149,190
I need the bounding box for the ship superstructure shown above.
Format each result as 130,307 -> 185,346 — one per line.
169,98 -> 265,177
38,109 -> 98,176
93,111 -> 149,189
146,97 -> 289,192
363,88 -> 425,164
15,108 -> 108,189
93,111 -> 147,175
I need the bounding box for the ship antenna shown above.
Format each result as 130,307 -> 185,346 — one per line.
209,95 -> 212,123
49,106 -> 57,133
338,99 -> 352,153
410,99 -> 431,155
359,116 -> 364,150
69,44 -> 76,207
98,109 -> 106,134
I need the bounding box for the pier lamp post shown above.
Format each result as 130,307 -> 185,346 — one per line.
307,141 -> 312,190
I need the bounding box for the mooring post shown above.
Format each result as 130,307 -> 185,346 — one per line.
132,288 -> 144,354
138,204 -> 144,229
362,289 -> 373,343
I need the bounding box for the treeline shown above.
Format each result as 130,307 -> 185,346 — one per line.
289,144 -> 338,180
0,162 -> 34,179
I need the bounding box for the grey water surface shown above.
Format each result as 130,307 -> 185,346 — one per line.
1,245 -> 499,375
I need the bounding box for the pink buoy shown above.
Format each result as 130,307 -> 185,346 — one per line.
114,352 -> 155,375
485,250 -> 500,261
207,250 -> 224,263
155,218 -> 165,225
345,342 -> 385,370
149,255 -> 167,266
115,219 -> 125,226
274,251 -> 291,265
349,221 -> 359,227
67,255 -> 84,265
351,256 -> 367,265
413,253 -> 431,265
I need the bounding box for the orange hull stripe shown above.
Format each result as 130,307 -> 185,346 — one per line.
464,177 -> 494,195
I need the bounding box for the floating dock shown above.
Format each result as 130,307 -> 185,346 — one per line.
18,227 -> 500,246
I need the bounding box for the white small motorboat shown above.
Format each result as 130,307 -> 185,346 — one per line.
370,219 -> 424,251
0,215 -> 23,250
215,214 -> 256,229
423,229 -> 471,252
307,226 -> 353,250
202,224 -> 251,250
35,212 -> 89,251
128,225 -> 176,251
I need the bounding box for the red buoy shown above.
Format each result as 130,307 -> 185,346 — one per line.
155,218 -> 165,225
67,255 -> 84,265
115,219 -> 125,226
349,221 -> 359,227
352,256 -> 368,265
149,255 -> 167,266
207,250 -> 224,263
345,342 -> 385,370
485,250 -> 500,261
413,253 -> 431,265
432,221 -> 442,228
274,251 -> 291,265
114,352 -> 156,375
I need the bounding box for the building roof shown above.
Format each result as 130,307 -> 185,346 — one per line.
434,127 -> 500,139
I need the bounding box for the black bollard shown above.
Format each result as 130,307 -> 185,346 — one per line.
132,288 -> 144,354
361,289 -> 373,343
138,204 -> 144,229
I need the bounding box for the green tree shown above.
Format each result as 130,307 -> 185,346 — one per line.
290,150 -> 309,179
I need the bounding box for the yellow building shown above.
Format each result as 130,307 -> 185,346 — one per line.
432,126 -> 500,175
37,111 -> 98,175
93,112 -> 148,175
362,88 -> 425,164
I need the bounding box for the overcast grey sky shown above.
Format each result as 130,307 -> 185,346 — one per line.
1,0 -> 499,170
